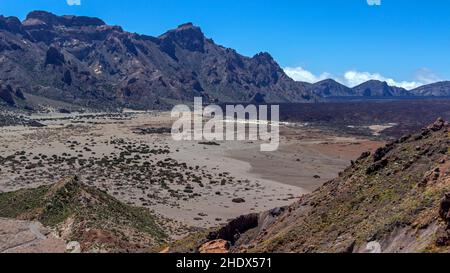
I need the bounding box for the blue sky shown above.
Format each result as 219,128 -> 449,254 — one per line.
0,0 -> 449,88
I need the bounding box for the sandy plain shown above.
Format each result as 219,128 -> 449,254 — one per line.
0,111 -> 384,237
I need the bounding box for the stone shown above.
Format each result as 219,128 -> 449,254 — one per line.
232,198 -> 245,203
199,240 -> 230,253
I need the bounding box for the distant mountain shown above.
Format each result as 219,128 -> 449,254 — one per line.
307,79 -> 354,97
305,79 -> 414,98
352,80 -> 410,97
0,11 -> 312,110
410,81 -> 450,96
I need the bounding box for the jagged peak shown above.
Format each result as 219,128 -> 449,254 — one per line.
158,22 -> 205,52
159,22 -> 204,38
252,52 -> 274,61
177,22 -> 196,30
251,52 -> 281,69
25,10 -> 105,27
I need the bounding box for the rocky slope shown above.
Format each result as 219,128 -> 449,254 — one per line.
174,118 -> 450,253
0,11 -> 313,110
0,176 -> 167,253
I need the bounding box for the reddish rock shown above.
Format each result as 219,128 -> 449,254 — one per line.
199,240 -> 230,253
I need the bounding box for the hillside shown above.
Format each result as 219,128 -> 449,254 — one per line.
173,118 -> 450,253
0,176 -> 167,252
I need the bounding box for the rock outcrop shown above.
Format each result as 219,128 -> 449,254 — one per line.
45,47 -> 65,66
199,240 -> 230,253
208,214 -> 259,244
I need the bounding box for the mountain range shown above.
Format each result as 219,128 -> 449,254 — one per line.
0,11 -> 449,110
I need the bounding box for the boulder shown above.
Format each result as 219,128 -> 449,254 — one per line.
366,159 -> 388,175
428,117 -> 446,132
199,240 -> 230,253
232,198 -> 245,203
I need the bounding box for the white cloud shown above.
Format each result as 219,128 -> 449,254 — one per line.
367,0 -> 381,6
284,67 -> 425,90
342,70 -> 422,90
283,67 -> 331,84
67,0 -> 81,6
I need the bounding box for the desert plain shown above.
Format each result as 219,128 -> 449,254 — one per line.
0,111 -> 384,240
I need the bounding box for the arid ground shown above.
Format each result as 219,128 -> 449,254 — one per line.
0,111 -> 384,243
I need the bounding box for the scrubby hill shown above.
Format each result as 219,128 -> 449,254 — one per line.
175,118 -> 450,253
0,176 -> 167,252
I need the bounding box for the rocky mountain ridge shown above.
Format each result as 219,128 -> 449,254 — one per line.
0,11 -> 313,110
1,11 -> 449,110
